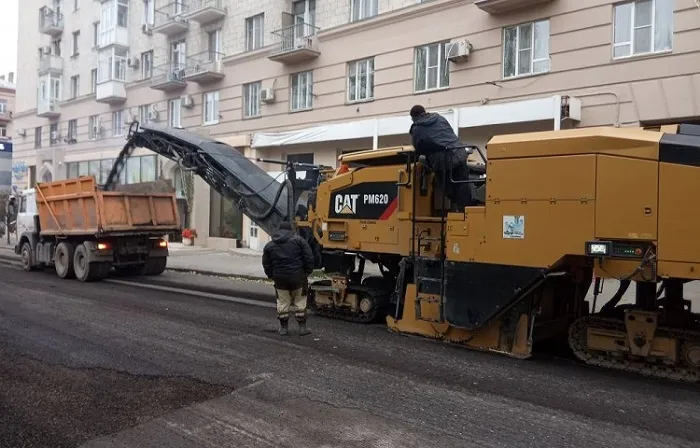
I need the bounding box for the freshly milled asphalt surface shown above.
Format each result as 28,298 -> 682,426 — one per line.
1,264 -> 700,448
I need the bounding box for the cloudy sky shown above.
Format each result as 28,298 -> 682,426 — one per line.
0,0 -> 18,79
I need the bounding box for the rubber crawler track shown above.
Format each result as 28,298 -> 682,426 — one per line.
568,316 -> 700,383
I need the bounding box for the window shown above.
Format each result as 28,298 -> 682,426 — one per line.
50,123 -> 60,145
141,51 -> 153,78
209,188 -> 243,239
71,31 -> 80,56
139,104 -> 151,124
67,119 -> 78,141
169,98 -> 181,127
66,155 -> 156,185
414,42 -> 450,92
112,109 -> 124,136
245,14 -> 264,51
249,220 -> 258,239
34,127 -> 42,148
613,0 -> 673,59
93,22 -> 99,47
208,29 -> 222,61
117,0 -> 128,27
0,127 -> 6,137
89,115 -> 100,139
91,68 -> 97,93
351,0 -> 378,22
203,91 -> 219,125
170,39 -> 186,70
74,0 -> 80,11
70,75 -> 79,99
0,100 -> 7,114
52,39 -> 62,56
292,0 -> 316,38
503,20 -> 550,79
347,58 -> 374,102
290,71 -> 313,111
143,0 -> 155,26
243,82 -> 261,118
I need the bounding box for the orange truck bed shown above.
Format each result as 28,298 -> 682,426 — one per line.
36,175 -> 181,236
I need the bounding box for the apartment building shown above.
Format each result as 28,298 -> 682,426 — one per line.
0,74 -> 15,194
12,0 -> 700,251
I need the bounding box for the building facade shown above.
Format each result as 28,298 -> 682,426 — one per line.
0,74 -> 15,194
12,0 -> 700,250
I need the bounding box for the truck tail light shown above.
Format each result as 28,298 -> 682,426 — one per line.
97,242 -> 110,250
157,240 -> 168,248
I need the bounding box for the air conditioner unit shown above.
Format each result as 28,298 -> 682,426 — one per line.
41,46 -> 52,55
141,23 -> 153,35
446,39 -> 472,63
260,88 -> 275,103
17,128 -> 26,137
128,57 -> 140,68
181,94 -> 194,108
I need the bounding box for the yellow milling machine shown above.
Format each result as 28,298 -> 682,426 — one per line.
119,121 -> 700,383
300,123 -> 700,383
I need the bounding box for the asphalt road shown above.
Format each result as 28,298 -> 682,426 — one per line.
1,264 -> 700,448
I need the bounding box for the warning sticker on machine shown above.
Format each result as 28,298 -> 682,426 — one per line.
502,215 -> 525,239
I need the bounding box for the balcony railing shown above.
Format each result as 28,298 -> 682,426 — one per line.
150,63 -> 187,91
183,51 -> 225,83
38,6 -> 64,36
39,54 -> 64,74
37,98 -> 60,117
184,0 -> 226,24
269,22 -> 320,64
153,2 -> 189,36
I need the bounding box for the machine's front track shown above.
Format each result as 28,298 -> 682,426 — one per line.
568,315 -> 700,383
308,279 -> 391,324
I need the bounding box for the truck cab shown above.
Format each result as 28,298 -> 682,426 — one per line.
15,188 -> 37,239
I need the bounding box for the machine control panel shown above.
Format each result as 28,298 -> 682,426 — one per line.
585,240 -> 652,259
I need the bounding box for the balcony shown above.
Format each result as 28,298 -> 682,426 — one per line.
183,52 -> 225,84
37,99 -> 60,118
38,54 -> 63,75
96,54 -> 127,104
268,22 -> 320,64
97,27 -> 129,49
474,0 -> 555,14
184,0 -> 226,25
153,3 -> 189,36
150,63 -> 187,91
38,6 -> 63,36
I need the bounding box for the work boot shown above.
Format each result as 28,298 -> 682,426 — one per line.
298,321 -> 311,336
278,319 -> 289,336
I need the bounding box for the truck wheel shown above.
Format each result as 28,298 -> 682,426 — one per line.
73,244 -> 105,282
54,242 -> 75,279
143,257 -> 167,276
20,242 -> 35,271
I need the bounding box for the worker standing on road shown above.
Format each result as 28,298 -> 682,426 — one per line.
409,104 -> 472,210
262,220 -> 315,336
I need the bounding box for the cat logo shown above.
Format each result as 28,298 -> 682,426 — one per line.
334,193 -> 359,215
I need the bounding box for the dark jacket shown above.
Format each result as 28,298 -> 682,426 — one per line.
262,226 -> 315,288
409,113 -> 462,157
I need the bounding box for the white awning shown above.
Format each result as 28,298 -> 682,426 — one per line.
251,95 -> 581,148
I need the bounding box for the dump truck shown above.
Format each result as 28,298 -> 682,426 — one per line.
15,175 -> 180,281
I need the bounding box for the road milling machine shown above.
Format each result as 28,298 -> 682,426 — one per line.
114,122 -> 700,383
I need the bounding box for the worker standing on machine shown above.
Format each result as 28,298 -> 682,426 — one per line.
262,220 -> 315,336
409,105 -> 472,211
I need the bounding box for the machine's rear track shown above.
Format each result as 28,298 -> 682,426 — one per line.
568,316 -> 700,383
